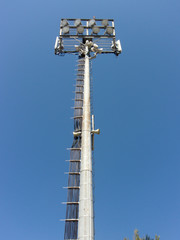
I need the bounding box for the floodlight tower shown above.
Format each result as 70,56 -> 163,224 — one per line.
54,18 -> 122,240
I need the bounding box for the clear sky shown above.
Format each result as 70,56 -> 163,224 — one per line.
0,0 -> 180,239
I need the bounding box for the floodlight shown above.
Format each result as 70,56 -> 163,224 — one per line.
74,19 -> 81,27
77,25 -> 84,34
92,26 -> 100,34
62,26 -> 69,34
89,19 -> 96,27
61,19 -> 68,27
86,41 -> 94,48
106,26 -> 113,35
91,43 -> 103,53
102,19 -> 109,27
92,47 -> 103,53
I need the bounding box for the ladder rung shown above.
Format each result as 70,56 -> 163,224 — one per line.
74,85 -> 84,87
71,107 -> 83,109
60,219 -> 79,222
64,239 -> 78,240
67,148 -> 81,150
71,116 -> 83,119
62,202 -> 79,205
65,160 -> 81,162
64,172 -> 80,175
63,186 -> 80,189
73,99 -> 83,101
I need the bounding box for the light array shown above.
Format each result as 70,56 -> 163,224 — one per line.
60,18 -> 115,36
54,18 -> 122,55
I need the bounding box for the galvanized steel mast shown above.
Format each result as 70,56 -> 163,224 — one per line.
78,46 -> 93,240
54,18 -> 122,240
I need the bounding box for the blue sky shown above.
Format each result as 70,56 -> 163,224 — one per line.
0,0 -> 180,239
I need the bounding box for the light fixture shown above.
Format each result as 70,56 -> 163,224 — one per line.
102,19 -> 108,27
89,19 -> 96,27
62,26 -> 69,34
111,40 -> 122,54
61,19 -> 68,27
91,43 -> 103,53
77,25 -> 84,34
56,18 -> 122,55
74,19 -> 81,27
106,26 -> 113,35
92,26 -> 100,34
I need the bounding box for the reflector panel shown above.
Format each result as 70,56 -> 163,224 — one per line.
74,19 -> 81,27
102,19 -> 108,27
62,26 -> 70,34
106,26 -> 113,35
61,19 -> 68,27
77,26 -> 84,34
92,26 -> 100,34
89,19 -> 96,27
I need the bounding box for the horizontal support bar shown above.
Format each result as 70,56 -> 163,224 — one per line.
56,51 -> 116,54
60,35 -> 115,38
63,187 -> 80,189
61,18 -> 114,21
60,26 -> 115,29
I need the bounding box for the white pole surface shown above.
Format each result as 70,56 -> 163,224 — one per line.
78,47 -> 94,240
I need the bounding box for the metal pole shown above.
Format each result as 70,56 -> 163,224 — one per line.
78,46 -> 94,240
